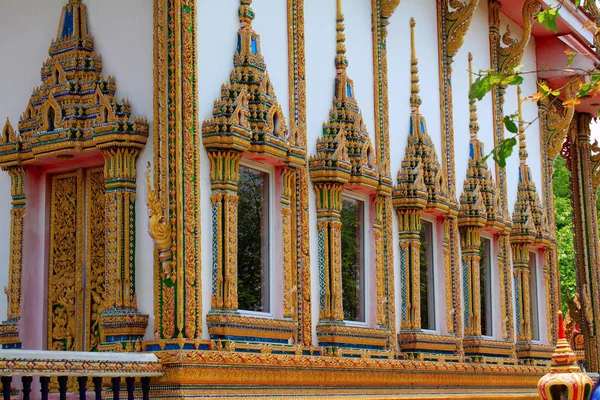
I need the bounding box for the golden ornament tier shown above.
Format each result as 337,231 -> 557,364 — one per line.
146,347 -> 548,399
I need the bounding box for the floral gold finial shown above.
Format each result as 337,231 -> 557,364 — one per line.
409,18 -> 421,112
335,0 -> 348,73
468,53 -> 479,141
517,86 -> 528,163
239,0 -> 254,28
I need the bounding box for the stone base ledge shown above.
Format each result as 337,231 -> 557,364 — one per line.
0,350 -> 163,377
515,341 -> 554,364
463,336 -> 514,358
317,322 -> 389,350
0,319 -> 20,349
398,331 -> 460,355
152,349 -> 546,398
207,311 -> 297,344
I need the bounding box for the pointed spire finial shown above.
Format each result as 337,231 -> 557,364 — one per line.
409,18 -> 421,112
468,53 -> 479,141
239,0 -> 255,28
335,0 -> 348,73
517,86 -> 528,163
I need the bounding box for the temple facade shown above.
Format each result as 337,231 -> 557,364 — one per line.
0,0 -> 599,398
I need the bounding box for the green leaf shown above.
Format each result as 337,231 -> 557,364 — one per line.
504,115 -> 519,134
567,53 -> 576,67
536,8 -> 558,33
492,137 -> 518,168
469,70 -> 524,105
538,81 -> 561,97
183,5 -> 192,13
501,75 -> 524,86
511,64 -> 525,73
578,82 -> 592,97
469,75 -> 490,104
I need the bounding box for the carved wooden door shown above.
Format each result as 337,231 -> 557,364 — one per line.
47,168 -> 106,351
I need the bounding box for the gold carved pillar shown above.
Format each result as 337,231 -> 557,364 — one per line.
512,242 -> 533,341
566,113 -> 600,372
374,196 -> 386,327
0,166 -> 25,348
207,150 -> 244,311
461,226 -> 483,336
99,147 -> 149,349
397,208 -> 424,329
282,168 -> 297,319
511,242 -> 541,347
314,183 -> 346,322
373,0 -> 400,348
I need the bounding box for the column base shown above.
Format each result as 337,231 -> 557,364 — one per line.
398,331 -> 461,362
515,341 -> 553,366
316,321 -> 389,351
0,319 -> 20,349
207,309 -> 297,344
463,336 -> 515,360
99,308 -> 149,351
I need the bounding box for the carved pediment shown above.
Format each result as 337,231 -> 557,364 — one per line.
511,87 -> 550,245
309,1 -> 381,191
393,19 -> 448,213
459,54 -> 506,229
0,0 -> 148,168
202,0 -> 301,166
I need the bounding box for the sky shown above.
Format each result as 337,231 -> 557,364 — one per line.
592,121 -> 600,144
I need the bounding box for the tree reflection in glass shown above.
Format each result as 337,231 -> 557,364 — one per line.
341,196 -> 364,322
237,166 -> 270,312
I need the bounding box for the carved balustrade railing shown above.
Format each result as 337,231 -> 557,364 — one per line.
0,350 -> 163,400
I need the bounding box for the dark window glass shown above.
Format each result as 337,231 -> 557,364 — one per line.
480,238 -> 493,336
47,107 -> 55,132
237,165 -> 270,312
529,252 -> 540,341
341,196 -> 364,322
419,220 -> 435,330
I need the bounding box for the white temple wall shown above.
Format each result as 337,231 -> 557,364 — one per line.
0,0 -> 155,340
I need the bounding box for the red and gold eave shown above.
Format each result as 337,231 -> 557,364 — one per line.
500,0 -> 600,115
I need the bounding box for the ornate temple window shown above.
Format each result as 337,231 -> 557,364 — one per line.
340,193 -> 367,324
529,251 -> 540,342
419,218 -> 436,331
479,236 -> 494,338
393,19 -> 458,357
0,0 -> 149,350
458,54 -> 512,359
202,0 -> 303,344
237,162 -> 272,314
511,88 -> 553,362
308,0 -> 391,352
